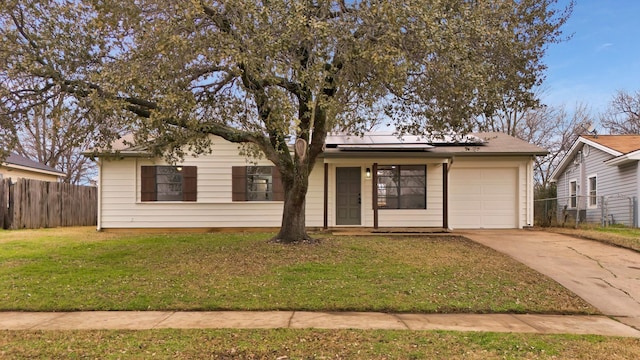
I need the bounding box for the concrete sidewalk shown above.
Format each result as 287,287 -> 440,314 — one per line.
1,311 -> 640,337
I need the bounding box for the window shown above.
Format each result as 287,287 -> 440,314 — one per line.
569,180 -> 577,208
588,175 -> 597,207
377,165 -> 426,209
232,166 -> 284,201
141,166 -> 197,202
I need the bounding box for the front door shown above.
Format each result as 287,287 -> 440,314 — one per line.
336,167 -> 361,225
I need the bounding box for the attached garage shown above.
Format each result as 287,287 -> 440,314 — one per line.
449,167 -> 519,229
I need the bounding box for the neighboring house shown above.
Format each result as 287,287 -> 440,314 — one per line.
551,135 -> 640,227
92,132 -> 545,231
0,152 -> 65,182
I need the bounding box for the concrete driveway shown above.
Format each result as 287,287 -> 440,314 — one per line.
460,230 -> 640,329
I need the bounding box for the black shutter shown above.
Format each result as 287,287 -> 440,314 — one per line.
182,166 -> 197,202
272,167 -> 284,201
141,166 -> 157,201
232,166 -> 247,201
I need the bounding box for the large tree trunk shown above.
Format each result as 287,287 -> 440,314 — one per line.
271,168 -> 313,243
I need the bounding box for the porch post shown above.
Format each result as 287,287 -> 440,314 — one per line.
443,162 -> 449,229
323,163 -> 328,229
372,162 -> 378,229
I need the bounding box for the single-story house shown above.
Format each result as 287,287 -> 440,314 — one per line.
0,152 -> 65,182
93,132 -> 546,231
551,135 -> 640,227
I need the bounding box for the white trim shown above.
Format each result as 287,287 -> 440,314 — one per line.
569,178 -> 578,209
1,163 -> 65,177
604,149 -> 640,166
97,159 -> 103,231
587,174 -> 597,209
527,158 -> 534,226
551,136 -> 623,181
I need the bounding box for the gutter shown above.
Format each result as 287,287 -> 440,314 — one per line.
2,163 -> 66,178
604,150 -> 640,167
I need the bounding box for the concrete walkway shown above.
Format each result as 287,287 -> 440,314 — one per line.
2,311 -> 639,337
461,229 -> 640,330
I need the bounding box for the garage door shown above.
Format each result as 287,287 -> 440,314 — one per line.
450,168 -> 517,229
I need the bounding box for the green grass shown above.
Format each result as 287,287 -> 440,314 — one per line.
0,227 -> 595,314
594,224 -> 640,237
547,224 -> 640,252
2,329 -> 639,359
1,227 -> 634,359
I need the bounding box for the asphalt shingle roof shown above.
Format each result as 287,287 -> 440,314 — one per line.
3,153 -> 65,175
583,135 -> 640,154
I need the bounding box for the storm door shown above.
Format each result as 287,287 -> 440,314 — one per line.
336,167 -> 361,225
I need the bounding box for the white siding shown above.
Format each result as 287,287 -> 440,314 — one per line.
99,135 -> 533,229
99,136 -> 324,229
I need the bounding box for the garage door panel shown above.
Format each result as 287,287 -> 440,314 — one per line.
450,168 -> 517,229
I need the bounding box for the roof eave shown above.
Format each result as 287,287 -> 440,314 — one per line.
605,149 -> 640,166
550,136 -> 622,181
323,149 -> 547,158
83,150 -> 153,158
2,163 -> 66,177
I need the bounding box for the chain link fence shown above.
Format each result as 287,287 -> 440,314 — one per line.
535,194 -> 638,228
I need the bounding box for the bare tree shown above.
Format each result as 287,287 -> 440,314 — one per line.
10,92 -> 97,184
516,102 -> 591,189
600,90 -> 640,134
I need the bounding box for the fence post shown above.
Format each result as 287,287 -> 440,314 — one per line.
633,196 -> 638,228
0,179 -> 5,229
601,195 -> 605,227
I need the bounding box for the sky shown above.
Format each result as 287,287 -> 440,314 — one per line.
541,0 -> 640,115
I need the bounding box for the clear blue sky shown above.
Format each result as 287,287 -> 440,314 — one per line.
542,0 -> 640,114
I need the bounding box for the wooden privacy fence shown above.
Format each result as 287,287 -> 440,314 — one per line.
0,178 -> 97,229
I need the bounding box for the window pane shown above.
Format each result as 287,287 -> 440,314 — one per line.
376,165 -> 426,209
247,166 -> 273,201
156,166 -> 183,201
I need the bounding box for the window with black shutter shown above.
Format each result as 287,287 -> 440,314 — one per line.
141,166 -> 197,202
232,166 -> 284,201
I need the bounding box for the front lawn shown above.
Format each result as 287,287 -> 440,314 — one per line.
0,227 -> 595,314
2,329 -> 640,359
